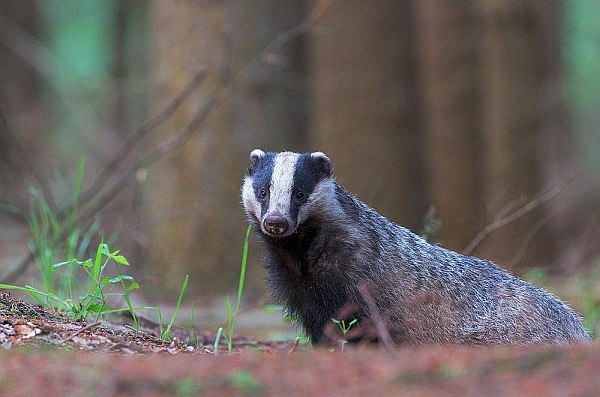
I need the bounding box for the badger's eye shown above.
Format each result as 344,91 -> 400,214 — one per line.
259,189 -> 267,199
295,191 -> 306,202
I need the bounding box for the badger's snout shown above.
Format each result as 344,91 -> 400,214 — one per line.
262,215 -> 289,236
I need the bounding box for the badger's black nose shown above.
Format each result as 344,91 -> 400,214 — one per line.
263,215 -> 289,236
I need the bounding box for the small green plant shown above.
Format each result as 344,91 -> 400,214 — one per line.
2,160 -> 191,341
332,317 -> 358,335
2,241 -> 140,323
331,317 -> 358,352
222,225 -> 252,353
62,241 -> 139,323
3,242 -> 190,341
27,158 -> 101,300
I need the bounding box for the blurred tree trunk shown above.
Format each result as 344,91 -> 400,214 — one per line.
229,0 -> 308,150
0,0 -> 42,205
147,1 -> 307,298
148,1 -> 227,297
413,1 -> 484,249
310,1 -> 555,271
414,1 -> 554,269
477,1 -> 553,269
309,0 -> 425,230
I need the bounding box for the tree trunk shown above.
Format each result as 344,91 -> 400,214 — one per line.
148,0 -> 230,297
309,0 -> 425,230
147,1 -> 307,298
477,1 -> 552,269
413,1 -> 484,249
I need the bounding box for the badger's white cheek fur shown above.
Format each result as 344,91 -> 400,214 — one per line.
242,176 -> 261,220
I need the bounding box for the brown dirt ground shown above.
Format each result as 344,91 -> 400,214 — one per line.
0,292 -> 598,397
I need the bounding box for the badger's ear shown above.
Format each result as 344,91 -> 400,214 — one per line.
310,151 -> 333,177
248,149 -> 265,176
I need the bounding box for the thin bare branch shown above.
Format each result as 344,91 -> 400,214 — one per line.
263,0 -> 334,56
76,95 -> 222,225
357,284 -> 394,351
506,218 -> 548,269
63,321 -> 102,342
75,69 -> 208,212
463,175 -> 574,256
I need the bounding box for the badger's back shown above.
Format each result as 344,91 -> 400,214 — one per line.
242,149 -> 590,345
327,184 -> 589,345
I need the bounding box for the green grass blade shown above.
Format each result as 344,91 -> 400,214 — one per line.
224,225 -> 252,353
214,327 -> 223,355
92,241 -> 105,286
114,263 -> 139,329
226,296 -> 233,352
162,275 -> 189,340
156,308 -> 164,338
235,225 -> 251,314
0,284 -> 63,310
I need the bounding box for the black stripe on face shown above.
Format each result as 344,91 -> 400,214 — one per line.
251,152 -> 276,218
288,153 -> 328,222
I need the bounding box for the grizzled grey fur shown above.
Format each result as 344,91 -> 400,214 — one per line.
242,149 -> 590,345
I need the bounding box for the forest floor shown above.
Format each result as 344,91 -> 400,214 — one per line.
0,292 -> 598,397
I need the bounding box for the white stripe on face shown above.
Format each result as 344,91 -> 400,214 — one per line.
268,152 -> 299,218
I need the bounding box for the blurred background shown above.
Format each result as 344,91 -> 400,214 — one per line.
0,0 -> 599,316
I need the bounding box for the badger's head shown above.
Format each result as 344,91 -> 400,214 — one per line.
242,149 -> 334,238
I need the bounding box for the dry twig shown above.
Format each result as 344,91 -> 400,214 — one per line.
357,284 -> 395,351
63,321 -> 102,342
74,69 -> 208,213
463,175 -> 574,256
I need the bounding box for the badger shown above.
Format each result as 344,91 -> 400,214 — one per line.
241,149 -> 590,345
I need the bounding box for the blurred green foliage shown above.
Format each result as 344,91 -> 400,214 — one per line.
563,1 -> 600,172
34,0 -> 149,161
37,0 -> 115,83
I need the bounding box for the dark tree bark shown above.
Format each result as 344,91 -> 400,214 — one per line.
477,1 -> 553,269
413,1 -> 484,250
0,0 -> 42,206
147,0 -> 307,297
308,0 -> 425,230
